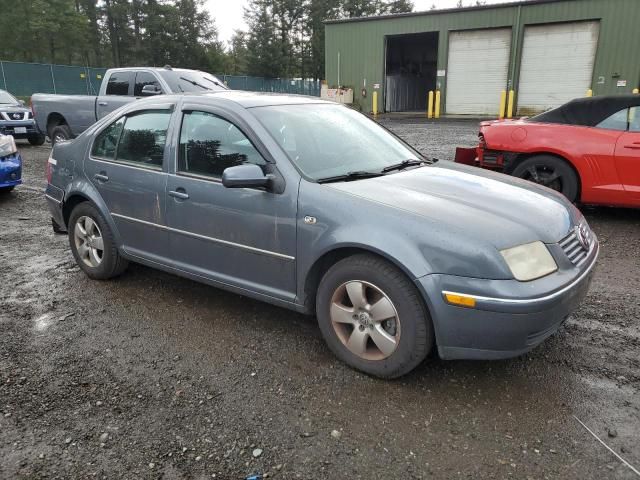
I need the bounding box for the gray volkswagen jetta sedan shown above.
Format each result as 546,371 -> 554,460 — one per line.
45,92 -> 598,378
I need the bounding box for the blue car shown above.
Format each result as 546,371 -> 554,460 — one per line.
0,134 -> 22,192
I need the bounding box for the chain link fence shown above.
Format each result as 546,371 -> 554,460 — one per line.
0,61 -> 321,98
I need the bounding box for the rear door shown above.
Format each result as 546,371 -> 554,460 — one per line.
165,104 -> 297,302
614,107 -> 640,199
84,102 -> 175,262
96,71 -> 135,120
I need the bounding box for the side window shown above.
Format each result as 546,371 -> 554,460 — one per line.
134,72 -> 162,96
115,111 -> 171,169
596,108 -> 629,131
105,72 -> 133,96
178,111 -> 266,179
91,117 -> 125,159
629,107 -> 640,133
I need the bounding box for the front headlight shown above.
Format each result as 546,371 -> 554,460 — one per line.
0,135 -> 17,158
500,241 -> 557,281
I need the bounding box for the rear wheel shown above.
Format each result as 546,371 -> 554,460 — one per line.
68,202 -> 128,280
511,155 -> 579,203
0,186 -> 15,194
50,125 -> 72,145
28,134 -> 46,146
316,254 -> 433,378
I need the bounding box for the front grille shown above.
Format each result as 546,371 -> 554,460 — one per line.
2,112 -> 26,121
559,226 -> 592,267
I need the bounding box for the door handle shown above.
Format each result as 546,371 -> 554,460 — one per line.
98,101 -> 108,106
168,189 -> 189,200
93,173 -> 109,182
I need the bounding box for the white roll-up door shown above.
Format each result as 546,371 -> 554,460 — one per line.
517,21 -> 600,115
446,28 -> 511,115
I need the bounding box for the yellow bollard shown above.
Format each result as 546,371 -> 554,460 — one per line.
372,91 -> 378,117
507,90 -> 515,119
586,89 -> 593,97
499,90 -> 507,119
427,91 -> 434,119
633,88 -> 639,94
434,90 -> 441,119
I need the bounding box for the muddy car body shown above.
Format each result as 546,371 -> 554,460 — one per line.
45,92 -> 598,377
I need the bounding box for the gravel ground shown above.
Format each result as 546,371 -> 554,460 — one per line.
1,120 -> 639,479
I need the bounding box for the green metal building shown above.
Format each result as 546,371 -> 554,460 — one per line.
325,0 -> 640,116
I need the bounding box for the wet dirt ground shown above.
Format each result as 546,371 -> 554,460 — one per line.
1,120 -> 639,479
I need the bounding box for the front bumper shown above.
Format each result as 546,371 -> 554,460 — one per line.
0,121 -> 39,139
417,242 -> 598,360
0,152 -> 22,188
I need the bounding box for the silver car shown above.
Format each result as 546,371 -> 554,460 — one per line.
45,92 -> 598,378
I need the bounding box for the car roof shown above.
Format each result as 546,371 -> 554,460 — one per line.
135,90 -> 334,109
530,94 -> 640,126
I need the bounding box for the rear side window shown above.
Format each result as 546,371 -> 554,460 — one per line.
92,117 -> 125,159
106,72 -> 133,96
596,108 -> 629,131
134,72 -> 162,96
629,107 -> 640,132
116,111 -> 171,169
177,111 -> 266,179
91,110 -> 171,169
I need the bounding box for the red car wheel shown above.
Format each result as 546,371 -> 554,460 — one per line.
512,155 -> 579,203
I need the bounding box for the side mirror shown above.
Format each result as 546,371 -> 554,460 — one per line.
141,84 -> 162,96
222,164 -> 271,189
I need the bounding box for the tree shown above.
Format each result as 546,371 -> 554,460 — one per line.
244,0 -> 284,77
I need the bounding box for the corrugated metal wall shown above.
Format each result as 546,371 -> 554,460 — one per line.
325,0 -> 640,114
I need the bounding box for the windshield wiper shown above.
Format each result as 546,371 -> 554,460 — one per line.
381,159 -> 425,173
179,76 -> 212,91
317,170 -> 384,184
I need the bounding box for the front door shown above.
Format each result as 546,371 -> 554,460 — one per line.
84,107 -> 174,261
614,107 -> 640,200
165,108 -> 297,302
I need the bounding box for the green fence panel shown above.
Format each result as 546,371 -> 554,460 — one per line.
1,61 -> 55,97
0,60 -> 320,98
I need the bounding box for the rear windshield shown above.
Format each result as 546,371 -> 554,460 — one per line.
158,70 -> 228,93
0,91 -> 18,105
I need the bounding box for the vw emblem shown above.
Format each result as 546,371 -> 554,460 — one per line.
575,224 -> 590,250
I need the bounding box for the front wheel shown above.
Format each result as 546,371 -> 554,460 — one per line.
28,134 -> 46,146
68,202 -> 128,280
511,155 -> 579,203
316,254 -> 433,378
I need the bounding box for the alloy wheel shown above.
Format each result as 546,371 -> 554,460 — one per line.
522,165 -> 563,192
73,216 -> 104,268
330,280 -> 400,361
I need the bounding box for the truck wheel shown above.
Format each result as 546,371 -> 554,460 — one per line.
511,155 -> 579,203
316,254 -> 433,379
68,202 -> 128,280
28,134 -> 46,146
50,125 -> 72,145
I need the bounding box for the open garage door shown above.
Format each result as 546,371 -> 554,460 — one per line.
517,21 -> 600,115
446,28 -> 511,115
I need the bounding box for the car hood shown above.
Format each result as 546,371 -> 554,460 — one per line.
327,161 -> 577,250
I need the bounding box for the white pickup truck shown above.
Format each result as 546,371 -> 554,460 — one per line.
32,66 -> 227,144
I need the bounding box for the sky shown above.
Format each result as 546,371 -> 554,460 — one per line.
204,0 -> 519,45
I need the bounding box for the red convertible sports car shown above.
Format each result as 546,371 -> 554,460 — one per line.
455,95 -> 640,208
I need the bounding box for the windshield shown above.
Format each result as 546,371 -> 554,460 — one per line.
251,104 -> 422,181
0,91 -> 18,105
158,70 -> 228,93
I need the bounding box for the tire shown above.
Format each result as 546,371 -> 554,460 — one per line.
316,254 -> 433,378
68,202 -> 128,280
28,134 -> 46,146
511,155 -> 579,203
0,186 -> 15,194
50,124 -> 72,145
